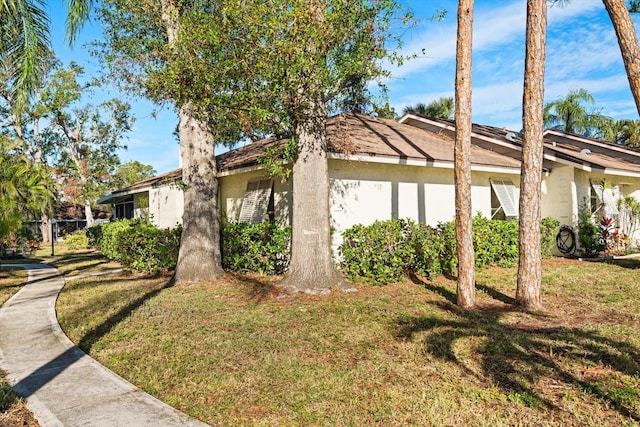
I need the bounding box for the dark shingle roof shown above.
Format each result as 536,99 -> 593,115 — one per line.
216,112 -> 520,172
401,113 -> 640,175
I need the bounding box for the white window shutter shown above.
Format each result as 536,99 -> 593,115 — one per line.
591,181 -> 619,217
239,180 -> 273,224
490,179 -> 519,219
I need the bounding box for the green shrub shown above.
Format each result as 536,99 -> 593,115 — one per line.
63,230 -> 89,250
339,215 -> 559,285
473,216 -> 519,268
221,222 -> 291,275
541,217 -> 560,258
339,219 -> 414,285
116,223 -> 182,273
99,219 -> 136,261
577,202 -> 604,257
86,224 -> 103,247
407,222 -> 445,279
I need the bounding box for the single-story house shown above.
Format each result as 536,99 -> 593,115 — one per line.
97,169 -> 183,229
217,112 -> 524,252
99,112 -> 640,254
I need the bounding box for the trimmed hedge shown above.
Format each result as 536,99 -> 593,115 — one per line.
96,219 -> 136,261
88,219 -> 180,274
339,215 -> 560,285
116,223 -> 182,273
221,222 -> 291,275
87,216 -> 560,281
89,219 -> 291,275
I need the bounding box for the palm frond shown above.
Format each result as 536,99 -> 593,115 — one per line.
66,0 -> 93,45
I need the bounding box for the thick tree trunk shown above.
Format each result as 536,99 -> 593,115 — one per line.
160,0 -> 223,284
603,0 -> 640,116
454,0 -> 475,309
517,0 -> 547,310
279,105 -> 352,294
171,103 -> 224,284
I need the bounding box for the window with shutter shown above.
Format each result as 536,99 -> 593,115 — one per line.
490,179 -> 519,219
590,181 -> 619,217
239,179 -> 273,224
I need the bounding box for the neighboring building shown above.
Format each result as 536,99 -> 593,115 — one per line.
97,169 -> 183,229
399,113 -> 640,244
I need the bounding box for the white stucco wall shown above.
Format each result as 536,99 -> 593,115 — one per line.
328,159 -> 519,253
541,165 -> 576,226
149,185 -> 184,229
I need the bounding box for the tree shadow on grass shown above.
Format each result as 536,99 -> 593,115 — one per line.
409,273 -> 517,306
52,252 -> 112,274
9,276 -> 168,399
605,258 -> 640,270
228,273 -> 280,303
408,273 -> 456,304
76,283 -> 168,353
393,300 -> 640,422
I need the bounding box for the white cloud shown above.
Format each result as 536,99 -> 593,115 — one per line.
545,74 -> 631,99
388,0 -> 637,127
394,0 -> 603,80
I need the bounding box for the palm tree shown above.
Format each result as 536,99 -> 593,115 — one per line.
1,0 -> 92,108
403,97 -> 455,119
0,137 -> 53,223
616,119 -> 640,146
543,88 -> 610,135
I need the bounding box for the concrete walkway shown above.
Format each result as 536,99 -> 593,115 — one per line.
0,264 -> 209,427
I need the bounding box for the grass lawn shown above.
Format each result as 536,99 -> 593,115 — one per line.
52,255 -> 640,426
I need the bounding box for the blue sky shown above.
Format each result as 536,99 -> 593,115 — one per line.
49,0 -> 640,174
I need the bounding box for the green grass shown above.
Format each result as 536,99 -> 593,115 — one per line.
0,267 -> 28,306
51,256 -> 640,426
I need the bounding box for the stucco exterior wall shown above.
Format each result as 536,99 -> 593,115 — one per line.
149,184 -> 184,229
541,165 -> 576,226
216,158 -> 640,255
328,159 -> 519,253
218,160 -> 522,254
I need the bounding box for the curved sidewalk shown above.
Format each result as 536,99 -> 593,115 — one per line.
0,264 -> 209,427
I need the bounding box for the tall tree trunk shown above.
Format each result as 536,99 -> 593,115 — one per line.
84,198 -> 94,226
517,0 -> 547,310
40,215 -> 51,243
454,0 -> 475,308
171,103 -> 224,284
161,0 -> 224,284
603,0 -> 640,116
279,103 -> 351,294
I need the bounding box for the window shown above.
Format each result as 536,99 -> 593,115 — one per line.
590,180 -> 619,218
239,179 -> 274,224
490,179 -> 518,220
114,197 -> 134,219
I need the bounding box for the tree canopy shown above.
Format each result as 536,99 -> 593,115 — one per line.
109,161 -> 156,190
95,0 -> 410,289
